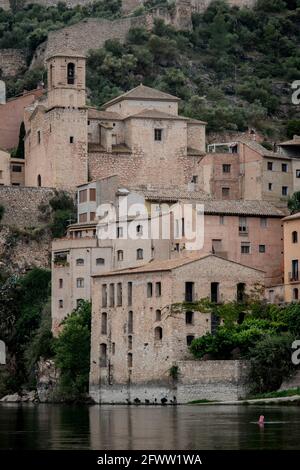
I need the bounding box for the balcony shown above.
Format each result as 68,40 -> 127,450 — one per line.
289,272 -> 299,283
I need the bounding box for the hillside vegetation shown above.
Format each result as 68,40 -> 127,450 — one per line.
1,0 -> 300,137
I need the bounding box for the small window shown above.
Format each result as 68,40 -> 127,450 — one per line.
76,258 -> 84,266
109,284 -> 115,307
128,335 -> 133,350
12,165 -> 22,172
296,169 -> 300,178
112,342 -> 115,355
96,258 -> 105,265
241,242 -> 250,254
137,248 -> 143,260
154,326 -> 163,341
282,186 -> 288,196
128,311 -> 133,334
59,300 -> 63,308
76,277 -> 84,288
239,217 -> 248,233
260,217 -> 267,228
102,284 -> 107,308
293,288 -> 299,300
282,163 -> 288,172
37,174 -> 41,187
128,353 -> 133,368
155,282 -> 161,297
76,299 -> 83,307
89,188 -> 96,201
79,213 -> 87,223
117,226 -> 123,238
155,309 -> 161,321
147,282 -> 153,298
186,335 -> 195,346
268,183 -> 273,191
154,129 -> 162,141
128,282 -> 133,306
222,164 -> 231,173
101,312 -> 107,335
267,162 -> 273,171
136,224 -> 143,235
219,216 -> 224,225
117,283 -> 122,306
70,136 -> 74,144
79,189 -> 87,203
117,250 -> 124,261
292,231 -> 298,243
37,130 -> 41,144
185,311 -> 193,325
259,244 -> 266,253
222,187 -> 230,199
59,278 -> 63,288
100,343 -> 107,367
191,175 -> 198,183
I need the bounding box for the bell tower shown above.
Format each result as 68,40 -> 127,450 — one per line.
46,53 -> 86,109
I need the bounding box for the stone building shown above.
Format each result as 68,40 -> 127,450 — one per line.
282,212 -> 300,303
0,149 -> 10,186
89,253 -> 263,403
0,88 -> 44,151
51,177 -> 284,334
24,51 -> 207,190
205,138 -> 300,202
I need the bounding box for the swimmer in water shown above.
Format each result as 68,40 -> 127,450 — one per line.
258,415 -> 265,425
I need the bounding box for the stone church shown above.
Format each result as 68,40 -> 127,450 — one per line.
24,52 -> 206,190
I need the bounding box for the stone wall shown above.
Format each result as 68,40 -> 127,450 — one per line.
0,185 -> 55,228
0,49 -> 26,78
0,186 -> 58,272
90,360 -> 250,404
31,16 -> 147,67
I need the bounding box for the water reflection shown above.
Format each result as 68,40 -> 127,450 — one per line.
0,404 -> 299,450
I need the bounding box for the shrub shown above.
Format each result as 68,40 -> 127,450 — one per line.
249,334 -> 297,393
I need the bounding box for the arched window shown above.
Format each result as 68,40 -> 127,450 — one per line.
37,174 -> 41,187
136,224 -> 143,235
100,343 -> 107,367
155,309 -> 161,321
101,312 -> 107,335
96,258 -> 105,265
292,231 -> 298,243
137,248 -> 143,260
76,258 -> 84,266
67,62 -> 75,85
117,250 -> 124,261
154,326 -> 163,341
293,288 -> 299,300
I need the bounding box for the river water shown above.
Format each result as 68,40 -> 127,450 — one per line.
0,404 -> 299,449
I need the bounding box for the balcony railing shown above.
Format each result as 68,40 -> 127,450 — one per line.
289,272 -> 299,282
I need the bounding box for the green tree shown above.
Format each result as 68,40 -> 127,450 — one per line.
54,301 -> 91,400
249,334 -> 296,393
288,191 -> 300,214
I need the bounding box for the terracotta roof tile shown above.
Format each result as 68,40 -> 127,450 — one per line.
102,84 -> 180,108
